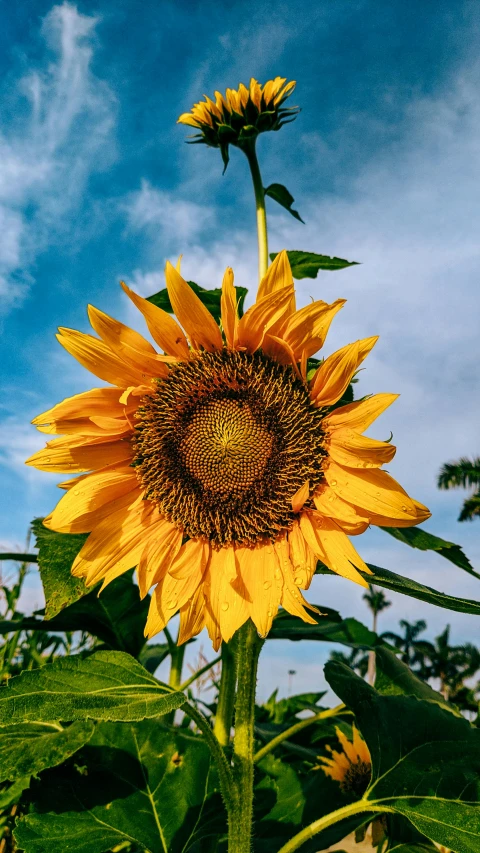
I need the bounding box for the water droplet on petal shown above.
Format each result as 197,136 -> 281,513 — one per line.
294,575 -> 303,585
263,581 -> 271,590
73,489 -> 79,495
274,568 -> 281,579
167,599 -> 177,609
221,602 -> 229,611
331,479 -> 337,486
401,505 -> 407,511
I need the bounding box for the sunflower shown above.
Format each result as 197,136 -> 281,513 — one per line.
318,725 -> 372,796
27,251 -> 429,650
178,77 -> 299,168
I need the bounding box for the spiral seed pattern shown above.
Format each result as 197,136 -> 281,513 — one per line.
133,349 -> 327,546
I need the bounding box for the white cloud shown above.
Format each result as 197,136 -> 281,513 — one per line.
0,3 -> 116,312
125,179 -> 215,246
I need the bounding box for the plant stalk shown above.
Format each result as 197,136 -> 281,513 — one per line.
244,142 -> 269,281
228,620 -> 263,853
275,801 -> 393,853
253,703 -> 347,764
214,639 -> 238,746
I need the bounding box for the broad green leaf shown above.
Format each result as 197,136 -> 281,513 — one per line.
264,184 -> 304,223
0,776 -> 31,809
269,607 -> 385,649
326,661 -> 480,853
15,721 -> 211,853
147,280 -> 248,321
0,721 -> 94,782
254,754 -> 305,852
269,250 -> 358,278
0,651 -> 185,723
383,526 -> 479,579
31,519 -> 87,618
316,562 -> 480,615
138,642 -> 171,673
374,647 -> 455,712
260,690 -> 327,726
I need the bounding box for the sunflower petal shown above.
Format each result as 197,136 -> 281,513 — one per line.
288,520 -> 317,590
310,337 -> 378,408
220,267 -> 238,348
32,388 -> 134,426
165,261 -> 223,351
44,466 -> 139,533
121,282 -> 190,358
178,585 -> 206,645
257,250 -> 294,310
291,480 -> 310,513
323,393 -> 399,433
327,429 -> 396,468
235,285 -> 295,352
236,543 -> 282,636
274,536 -> 319,623
56,329 -> 144,387
144,539 -> 208,635
26,437 -> 133,473
299,512 -> 371,586
137,524 -> 182,598
87,306 -> 171,378
325,459 -> 418,521
283,299 -> 346,359
206,547 -> 250,642
313,483 -> 369,525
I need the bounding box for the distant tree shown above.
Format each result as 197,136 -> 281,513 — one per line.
420,625 -> 480,702
382,618 -> 431,672
330,647 -> 369,679
363,586 -> 392,684
438,456 -> 480,521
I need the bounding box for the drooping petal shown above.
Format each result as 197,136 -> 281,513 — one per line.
310,337 -> 378,408
144,539 -> 209,636
165,261 -> 223,351
324,459 -> 418,521
299,512 -> 371,586
327,429 -> 396,468
137,524 -> 183,599
273,536 -> 319,623
261,335 -> 302,377
236,543 -> 282,636
287,520 -> 317,590
56,328 -> 145,387
178,585 -> 206,645
205,547 -> 250,642
220,267 -> 238,348
121,282 -> 190,358
323,393 -> 399,433
282,299 -> 346,360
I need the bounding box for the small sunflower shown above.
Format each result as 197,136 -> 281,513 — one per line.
318,725 -> 372,796
27,251 -> 429,650
178,77 -> 299,168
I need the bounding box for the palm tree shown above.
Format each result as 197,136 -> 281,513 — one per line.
363,587 -> 391,684
382,618 -> 431,674
437,456 -> 480,521
421,625 -> 480,701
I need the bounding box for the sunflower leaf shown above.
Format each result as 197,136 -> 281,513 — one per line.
14,721 -> 211,853
382,526 -> 480,579
264,183 -> 305,223
316,562 -> 480,614
374,647 -> 455,712
0,721 -> 95,783
147,280 -> 248,320
0,650 -> 185,724
269,607 -> 387,649
269,250 -> 359,278
325,662 -> 480,853
31,519 -> 88,618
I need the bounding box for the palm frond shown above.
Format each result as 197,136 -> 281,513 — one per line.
437,457 -> 480,490
458,491 -> 480,522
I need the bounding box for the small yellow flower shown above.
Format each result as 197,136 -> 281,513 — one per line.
318,725 -> 372,796
27,251 -> 429,650
178,77 -> 299,169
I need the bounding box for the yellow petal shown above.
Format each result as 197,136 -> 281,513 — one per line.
87,306 -> 171,379
36,416 -> 130,438
274,536 -> 319,624
313,483 -> 369,525
177,114 -> 201,128
325,459 -> 419,521
26,437 -> 133,473
165,261 -> 223,351
32,388 -> 134,426
178,585 -> 206,645
310,337 -> 378,408
137,524 -> 182,598
205,547 -> 250,643
236,543 -> 282,637
56,329 -> 143,387
282,299 -> 346,360
144,539 -> 208,635
220,267 -> 238,348
257,250 -> 295,312
261,335 -> 302,377
291,480 -> 310,513
235,285 -> 295,352
287,521 -> 317,590
121,282 -> 190,358
367,499 -> 431,528
323,393 -> 399,433
299,512 -> 371,586
44,466 -> 139,533
327,429 -> 396,468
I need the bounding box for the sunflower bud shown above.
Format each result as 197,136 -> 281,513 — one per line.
177,77 -> 299,170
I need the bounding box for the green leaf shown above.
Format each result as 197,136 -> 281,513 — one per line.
254,754 -> 305,852
0,721 -> 94,783
269,250 -> 359,278
316,562 -> 480,615
0,651 -> 185,724
326,661 -> 480,853
382,526 -> 480,579
264,184 -> 304,223
269,607 -> 386,649
138,642 -> 171,673
374,647 -> 454,711
147,280 -> 248,321
31,520 -> 88,619
0,776 -> 31,809
14,721 -> 211,853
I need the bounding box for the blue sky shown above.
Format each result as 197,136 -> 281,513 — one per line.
1,0 -> 480,698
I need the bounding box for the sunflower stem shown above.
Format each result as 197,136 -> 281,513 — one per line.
228,620 -> 263,853
244,142 -> 269,282
214,638 -> 238,746
164,630 -> 186,725
275,801 -> 394,853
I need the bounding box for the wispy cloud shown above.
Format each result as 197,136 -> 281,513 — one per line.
0,3 -> 116,312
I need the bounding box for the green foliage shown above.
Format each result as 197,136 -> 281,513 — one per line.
269,607 -> 386,649
147,280 -> 248,320
31,520 -> 88,618
383,525 -> 479,578
0,650 -> 185,723
264,184 -> 304,222
374,647 -> 453,710
0,721 -> 95,782
269,250 -> 358,277
326,661 -> 480,853
14,721 -> 211,853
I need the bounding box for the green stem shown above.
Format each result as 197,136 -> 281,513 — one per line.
214,639 -> 238,747
182,702 -> 236,814
179,654 -> 221,693
275,801 -> 393,853
0,554 -> 37,562
253,704 -> 347,764
169,642 -> 186,690
244,142 -> 269,281
229,620 -> 263,853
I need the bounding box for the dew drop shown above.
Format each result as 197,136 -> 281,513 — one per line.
167,599 -> 177,610
221,602 -> 229,611
73,489 -> 80,496
274,568 -> 281,580
401,505 -> 407,511
294,575 -> 303,585
331,479 -> 337,486
267,610 -> 273,618
328,495 -> 334,502
263,581 -> 271,590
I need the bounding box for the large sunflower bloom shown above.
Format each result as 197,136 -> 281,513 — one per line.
27,252 -> 429,650
178,77 -> 299,168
